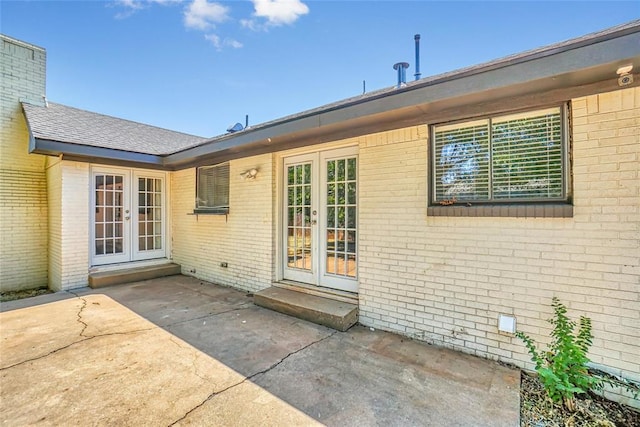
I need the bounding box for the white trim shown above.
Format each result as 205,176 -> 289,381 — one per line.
278,140 -> 359,159
282,153 -> 318,285
279,146 -> 359,293
274,156 -> 284,282
90,165 -> 131,265
89,165 -> 169,267
165,170 -> 172,261
132,170 -> 166,261
319,147 -> 359,293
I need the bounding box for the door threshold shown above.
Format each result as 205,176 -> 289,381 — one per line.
273,280 -> 358,305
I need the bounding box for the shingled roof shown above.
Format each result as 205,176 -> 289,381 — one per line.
23,20 -> 640,170
22,102 -> 206,155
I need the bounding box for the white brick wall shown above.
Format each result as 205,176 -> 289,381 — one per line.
46,158 -> 62,291
0,35 -> 48,291
356,87 -> 639,406
171,154 -> 275,293
170,89 -> 637,405
47,160 -> 90,291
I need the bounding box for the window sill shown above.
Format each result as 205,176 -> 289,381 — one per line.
193,208 -> 229,215
427,204 -> 572,218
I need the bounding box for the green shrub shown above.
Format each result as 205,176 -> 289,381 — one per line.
516,297 -> 599,408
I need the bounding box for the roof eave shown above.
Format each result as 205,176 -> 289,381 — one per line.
31,138 -> 166,170
165,25 -> 640,170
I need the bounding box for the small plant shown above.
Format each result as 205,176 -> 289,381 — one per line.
516,297 -> 599,410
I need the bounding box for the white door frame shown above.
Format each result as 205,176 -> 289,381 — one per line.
318,147 -> 358,292
280,146 -> 359,293
132,170 -> 167,261
90,166 -> 167,266
282,153 -> 319,284
90,166 -> 131,265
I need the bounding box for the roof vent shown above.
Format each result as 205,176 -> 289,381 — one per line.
227,122 -> 244,133
414,34 -> 421,81
393,62 -> 409,88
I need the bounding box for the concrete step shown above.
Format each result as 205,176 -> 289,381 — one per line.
88,263 -> 181,289
254,287 -> 358,332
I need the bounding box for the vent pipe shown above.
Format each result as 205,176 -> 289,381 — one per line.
414,34 -> 421,80
393,62 -> 409,88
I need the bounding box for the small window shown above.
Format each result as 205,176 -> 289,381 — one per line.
431,106 -> 568,205
195,163 -> 229,214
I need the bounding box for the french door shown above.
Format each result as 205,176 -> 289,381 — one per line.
283,147 -> 358,292
91,167 -> 166,266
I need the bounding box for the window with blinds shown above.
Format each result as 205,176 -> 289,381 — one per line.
432,106 -> 566,204
196,163 -> 229,213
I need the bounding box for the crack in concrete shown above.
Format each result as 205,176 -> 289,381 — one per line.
0,337 -> 93,371
168,336 -> 209,382
167,330 -> 337,426
65,290 -> 89,337
0,328 -> 155,371
2,291 -> 251,373
2,290 -> 156,371
245,331 -> 338,382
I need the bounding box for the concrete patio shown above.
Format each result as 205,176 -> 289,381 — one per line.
0,276 -> 520,426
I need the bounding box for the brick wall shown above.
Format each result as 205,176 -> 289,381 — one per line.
46,158 -> 62,291
47,159 -> 90,291
357,87 -> 639,406
169,88 -> 638,406
171,154 -> 275,293
0,35 -> 48,291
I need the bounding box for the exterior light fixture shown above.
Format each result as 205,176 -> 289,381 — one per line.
616,64 -> 633,75
240,168 -> 258,180
617,64 -> 634,87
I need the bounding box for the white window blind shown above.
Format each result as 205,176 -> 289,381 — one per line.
491,109 -> 563,200
196,164 -> 229,210
434,120 -> 489,201
433,107 -> 565,203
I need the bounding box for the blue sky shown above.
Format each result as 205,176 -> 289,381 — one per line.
1,1 -> 638,138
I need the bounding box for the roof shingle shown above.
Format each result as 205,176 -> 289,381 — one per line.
22,102 -> 206,155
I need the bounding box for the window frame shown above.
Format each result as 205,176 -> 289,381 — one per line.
429,103 -> 572,210
194,163 -> 230,215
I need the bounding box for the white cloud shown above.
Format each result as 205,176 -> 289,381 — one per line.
114,0 -> 182,18
184,0 -> 229,30
226,39 -> 243,49
204,33 -> 221,48
240,18 -> 263,32
204,33 -> 243,51
117,0 -> 144,10
114,0 -> 145,18
248,0 -> 309,27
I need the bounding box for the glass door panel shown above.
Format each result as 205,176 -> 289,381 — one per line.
283,155 -> 317,284
91,168 -> 166,266
325,157 -> 357,279
282,148 -> 358,292
92,170 -> 130,265
133,173 -> 165,261
320,149 -> 358,292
